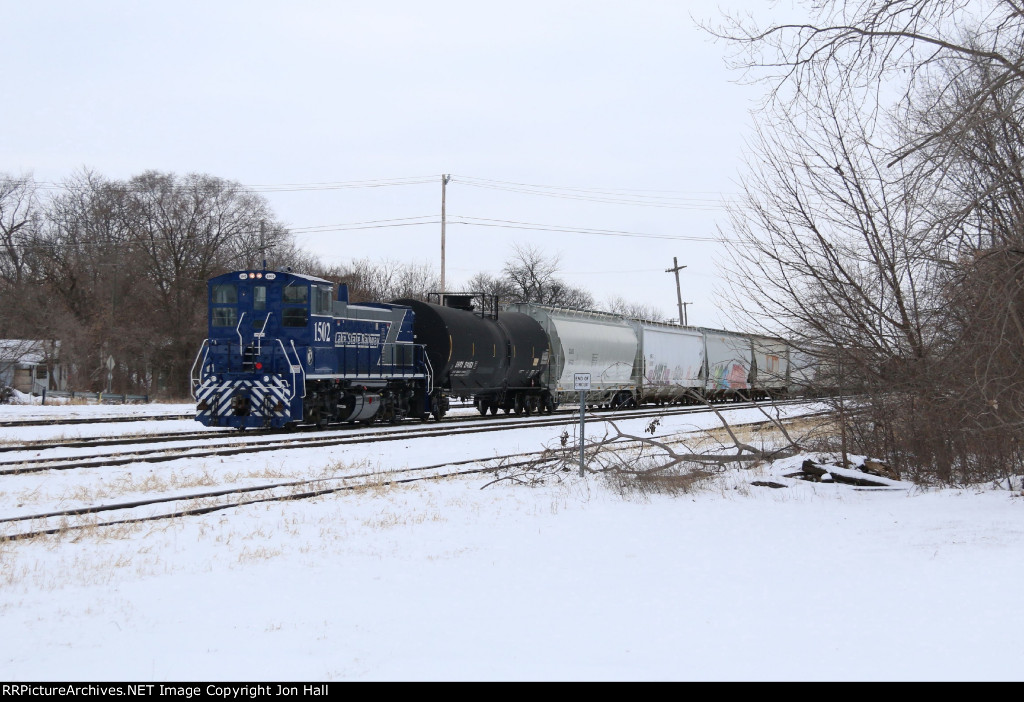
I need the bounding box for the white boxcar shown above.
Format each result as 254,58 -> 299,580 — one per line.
701,328 -> 753,400
750,335 -> 790,399
625,320 -> 705,404
507,304 -> 638,406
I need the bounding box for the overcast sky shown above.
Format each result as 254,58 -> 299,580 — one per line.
3,1 -> 773,328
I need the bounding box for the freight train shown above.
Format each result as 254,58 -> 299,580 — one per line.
191,268 -> 810,430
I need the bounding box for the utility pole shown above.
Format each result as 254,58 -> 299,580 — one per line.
440,174 -> 451,294
259,219 -> 266,269
681,301 -> 692,326
665,256 -> 687,326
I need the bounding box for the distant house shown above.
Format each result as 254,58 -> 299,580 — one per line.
0,340 -> 65,394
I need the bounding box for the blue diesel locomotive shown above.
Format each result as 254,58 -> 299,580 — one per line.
191,269 -> 433,429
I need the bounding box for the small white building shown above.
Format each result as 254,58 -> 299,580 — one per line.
0,340 -> 65,394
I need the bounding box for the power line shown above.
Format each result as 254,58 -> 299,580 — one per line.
2,214 -> 738,246
445,215 -> 739,243
284,214 -> 741,243
289,215 -> 439,233
26,174 -> 739,208
244,176 -> 438,192
453,174 -> 738,210
29,175 -> 439,193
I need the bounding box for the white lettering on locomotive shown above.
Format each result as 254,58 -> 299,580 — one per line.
314,321 -> 332,343
334,331 -> 382,347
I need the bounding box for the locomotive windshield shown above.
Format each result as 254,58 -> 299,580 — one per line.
211,284 -> 238,327
251,285 -> 267,329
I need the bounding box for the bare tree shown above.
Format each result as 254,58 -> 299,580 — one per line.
312,258 -> 440,303
721,82 -> 938,362
716,68 -> 954,476
707,1 -> 1024,483
460,271 -> 516,303
121,171 -> 296,396
499,243 -> 594,308
0,174 -> 45,337
0,175 -> 40,293
706,2 -> 1024,167
26,170 -> 297,397
604,295 -> 667,322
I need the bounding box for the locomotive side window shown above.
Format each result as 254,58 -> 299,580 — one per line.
283,308 -> 307,327
283,284 -> 308,304
211,284 -> 238,327
283,283 -> 309,327
312,285 -> 333,316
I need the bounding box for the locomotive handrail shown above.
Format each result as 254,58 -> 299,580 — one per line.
254,314 -> 272,355
276,339 -> 300,401
290,339 -> 306,398
189,340 -> 210,400
235,312 -> 247,354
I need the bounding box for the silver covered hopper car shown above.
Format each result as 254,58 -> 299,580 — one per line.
625,318 -> 705,405
507,304 -> 638,408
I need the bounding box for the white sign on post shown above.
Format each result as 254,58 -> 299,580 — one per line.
574,373 -> 591,476
573,373 -> 591,391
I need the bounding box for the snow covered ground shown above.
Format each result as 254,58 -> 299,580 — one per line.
0,399 -> 1022,682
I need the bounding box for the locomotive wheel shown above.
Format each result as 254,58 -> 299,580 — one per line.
409,396 -> 429,422
489,403 -> 499,415
431,398 -> 446,421
514,395 -> 524,415
476,399 -> 488,416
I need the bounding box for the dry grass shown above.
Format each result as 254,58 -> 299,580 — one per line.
54,468 -> 221,504
236,545 -> 284,563
689,414 -> 833,454
605,466 -> 721,497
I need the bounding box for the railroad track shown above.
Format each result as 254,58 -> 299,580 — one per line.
0,405 -> 831,540
0,399 -> 821,475
0,413 -> 195,427
0,407 -> 825,542
0,453 -> 530,542
0,397 -> 817,453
